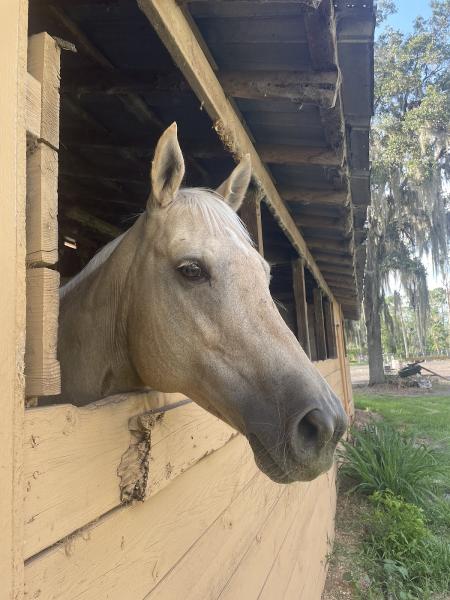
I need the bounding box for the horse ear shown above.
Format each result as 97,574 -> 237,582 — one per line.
216,154 -> 251,212
149,122 -> 185,208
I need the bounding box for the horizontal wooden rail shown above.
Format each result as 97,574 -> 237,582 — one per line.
24,392 -> 234,559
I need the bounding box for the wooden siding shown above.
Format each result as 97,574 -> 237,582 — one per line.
23,356 -> 345,600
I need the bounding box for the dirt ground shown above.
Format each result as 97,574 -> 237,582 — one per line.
350,358 -> 450,386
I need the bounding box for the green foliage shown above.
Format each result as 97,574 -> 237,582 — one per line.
363,491 -> 450,598
380,287 -> 450,358
340,423 -> 449,506
364,0 -> 450,381
331,390 -> 450,599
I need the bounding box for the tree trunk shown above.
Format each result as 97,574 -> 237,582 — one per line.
364,233 -> 385,385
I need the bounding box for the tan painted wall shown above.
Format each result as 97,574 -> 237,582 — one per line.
22,356 -> 348,600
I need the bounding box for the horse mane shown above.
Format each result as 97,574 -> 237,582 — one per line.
60,187 -> 252,298
60,233 -> 126,299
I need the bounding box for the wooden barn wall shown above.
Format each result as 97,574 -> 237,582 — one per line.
23,349 -> 349,600
0,0 -> 28,597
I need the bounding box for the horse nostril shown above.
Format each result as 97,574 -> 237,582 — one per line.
296,409 -> 335,452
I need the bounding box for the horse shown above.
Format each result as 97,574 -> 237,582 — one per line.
58,123 -> 347,483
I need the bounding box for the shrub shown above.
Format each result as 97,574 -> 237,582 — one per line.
363,491 -> 450,599
339,422 -> 449,507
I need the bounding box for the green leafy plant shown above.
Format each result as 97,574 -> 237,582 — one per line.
339,422 -> 449,507
363,491 -> 450,598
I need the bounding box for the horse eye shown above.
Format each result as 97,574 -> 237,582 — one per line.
177,261 -> 207,281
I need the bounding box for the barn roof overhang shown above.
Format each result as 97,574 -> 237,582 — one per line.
29,0 -> 374,320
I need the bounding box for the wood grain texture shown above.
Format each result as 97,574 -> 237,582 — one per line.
24,435 -> 257,600
26,73 -> 41,139
23,396 -> 235,559
27,33 -> 60,149
25,267 -> 60,398
26,143 -> 59,266
0,0 -> 28,597
292,258 -> 311,357
239,186 -> 264,255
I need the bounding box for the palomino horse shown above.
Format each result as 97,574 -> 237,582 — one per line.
58,123 -> 347,483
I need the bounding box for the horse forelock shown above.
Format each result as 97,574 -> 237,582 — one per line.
170,188 -> 253,247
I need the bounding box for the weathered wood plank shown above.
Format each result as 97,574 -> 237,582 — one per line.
27,33 -> 60,149
323,298 -> 338,358
26,73 -> 41,139
314,357 -> 340,379
313,287 -> 328,360
217,479 -> 313,599
0,0 -> 27,595
137,0 -> 334,301
23,396 -> 235,559
25,267 -> 60,398
259,143 -> 340,167
143,471 -> 288,599
65,206 -> 123,240
281,470 -> 336,600
292,258 -> 311,357
258,474 -> 331,600
24,435 -> 257,600
220,69 -> 338,107
239,185 -> 264,255
281,187 -> 348,206
26,143 -> 59,266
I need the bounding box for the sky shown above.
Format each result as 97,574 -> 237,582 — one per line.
378,1 -> 445,292
379,0 -> 432,34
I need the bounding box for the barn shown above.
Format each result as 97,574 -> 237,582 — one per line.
1,0 -> 374,598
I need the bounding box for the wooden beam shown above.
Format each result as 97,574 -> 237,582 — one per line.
63,67 -> 338,107
295,214 -> 350,231
239,185 -> 264,255
138,0 -> 333,300
66,136 -> 338,167
313,288 -> 327,360
26,143 -> 59,266
315,253 -> 354,266
26,73 -> 41,139
292,259 -> 311,357
323,299 -> 337,359
64,206 -> 123,239
182,0 -> 323,5
319,264 -> 356,276
306,237 -> 353,254
280,187 -> 348,207
28,33 -> 61,149
258,144 -> 340,167
25,268 -> 61,397
220,69 -> 338,107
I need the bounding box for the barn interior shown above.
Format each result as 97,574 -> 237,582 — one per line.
28,0 -> 374,346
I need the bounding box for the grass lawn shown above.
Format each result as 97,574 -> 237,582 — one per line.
353,389 -> 450,459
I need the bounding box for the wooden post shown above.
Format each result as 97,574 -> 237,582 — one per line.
292,259 -> 311,357
313,288 -> 327,360
0,0 -> 27,596
323,298 -> 337,359
25,33 -> 61,398
307,304 -> 318,361
239,186 -> 264,255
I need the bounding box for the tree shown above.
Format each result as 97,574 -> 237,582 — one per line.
364,0 -> 450,384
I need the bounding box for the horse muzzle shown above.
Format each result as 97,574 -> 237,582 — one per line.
247,402 -> 348,483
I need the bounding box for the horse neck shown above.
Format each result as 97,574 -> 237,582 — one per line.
58,217 -> 145,405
